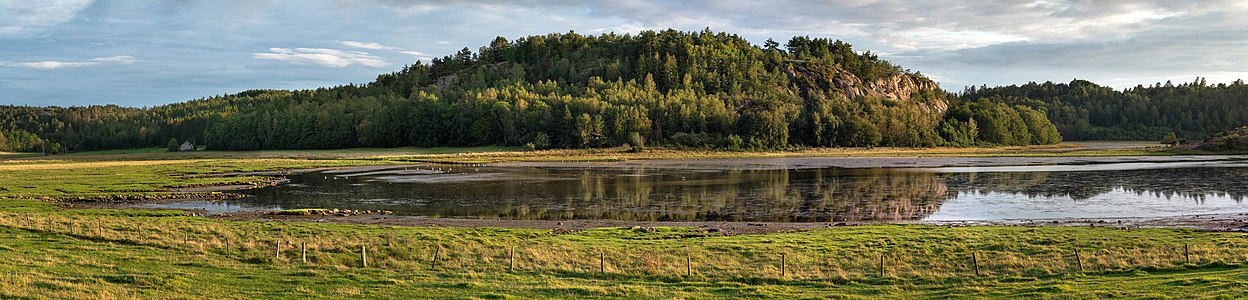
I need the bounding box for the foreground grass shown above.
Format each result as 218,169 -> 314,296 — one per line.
2,146 -> 1245,298
2,199 -> 1247,298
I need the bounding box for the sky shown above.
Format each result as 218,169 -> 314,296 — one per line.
2,0 -> 1247,107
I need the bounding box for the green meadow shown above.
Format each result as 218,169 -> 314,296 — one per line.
1,147 -> 1245,299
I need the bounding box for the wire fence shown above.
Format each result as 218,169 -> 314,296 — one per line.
3,213 -> 1245,281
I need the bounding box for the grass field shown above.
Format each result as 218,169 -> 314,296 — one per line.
2,145 -> 1246,298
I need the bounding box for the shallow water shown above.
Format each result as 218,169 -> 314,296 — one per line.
146,157 -> 1248,222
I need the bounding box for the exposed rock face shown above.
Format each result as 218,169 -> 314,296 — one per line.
789,61 -> 947,114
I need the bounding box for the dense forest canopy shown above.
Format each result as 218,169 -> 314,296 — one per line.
0,29 -> 1079,153
962,79 -> 1248,141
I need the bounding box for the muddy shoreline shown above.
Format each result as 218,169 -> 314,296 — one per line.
499,155 -> 1246,170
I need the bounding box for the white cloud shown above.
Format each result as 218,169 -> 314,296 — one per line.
341,40 -> 397,50
253,48 -> 388,68
399,50 -> 435,61
0,0 -> 93,35
0,55 -> 135,69
343,40 -> 436,60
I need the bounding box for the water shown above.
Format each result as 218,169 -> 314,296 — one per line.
144,158 -> 1248,222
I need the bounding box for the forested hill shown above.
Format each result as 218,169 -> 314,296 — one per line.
962,79 -> 1248,141
0,29 -> 1061,153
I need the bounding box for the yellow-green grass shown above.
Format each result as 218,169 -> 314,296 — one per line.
1,199 -> 1247,298
35,146 -> 519,161
5,143 -> 1178,165
377,144 -> 1179,164
0,158 -> 394,200
3,147 -> 1246,298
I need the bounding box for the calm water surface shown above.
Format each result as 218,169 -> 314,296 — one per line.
141,158 -> 1248,222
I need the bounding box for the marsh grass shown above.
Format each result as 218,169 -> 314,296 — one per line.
3,201 -> 1248,298
381,144 -> 1178,164
0,158 -> 393,200
1,147 -> 1244,298
2,205 -> 1244,282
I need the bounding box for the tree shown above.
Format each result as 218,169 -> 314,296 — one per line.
0,29 -> 1079,153
167,138 -> 180,152
531,132 -> 551,150
628,132 -> 645,152
1018,106 -> 1061,145
1162,132 -> 1179,146
725,134 -> 744,151
763,38 -> 780,52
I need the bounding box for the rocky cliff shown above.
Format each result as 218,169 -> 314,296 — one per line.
785,60 -> 947,114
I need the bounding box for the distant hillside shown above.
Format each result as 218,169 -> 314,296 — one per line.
0,29 -> 1060,153
1195,126 -> 1248,152
961,79 -> 1248,141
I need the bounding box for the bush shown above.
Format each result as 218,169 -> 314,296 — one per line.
532,133 -> 550,150
724,134 -> 744,151
167,138 -> 180,152
628,132 -> 645,152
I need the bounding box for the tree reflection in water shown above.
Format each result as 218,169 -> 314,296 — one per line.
237,166 -> 1248,222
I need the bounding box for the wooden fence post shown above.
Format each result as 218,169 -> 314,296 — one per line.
687,256 -> 692,277
780,253 -> 786,278
302,242 -> 307,264
1185,244 -> 1190,264
600,252 -> 605,273
431,246 -> 440,269
361,246 -> 368,268
275,240 -> 280,260
509,246 -> 515,272
972,251 -> 981,276
1075,248 -> 1084,272
879,253 -> 886,277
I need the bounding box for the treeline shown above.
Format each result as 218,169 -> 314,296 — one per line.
0,129 -> 43,152
2,29 -> 1062,153
962,79 -> 1248,140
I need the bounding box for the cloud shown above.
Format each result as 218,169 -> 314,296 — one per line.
342,40 -> 436,60
7,0 -> 1248,106
341,40 -> 398,50
0,0 -> 94,35
0,55 -> 135,69
253,48 -> 388,68
565,0 -> 1248,90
